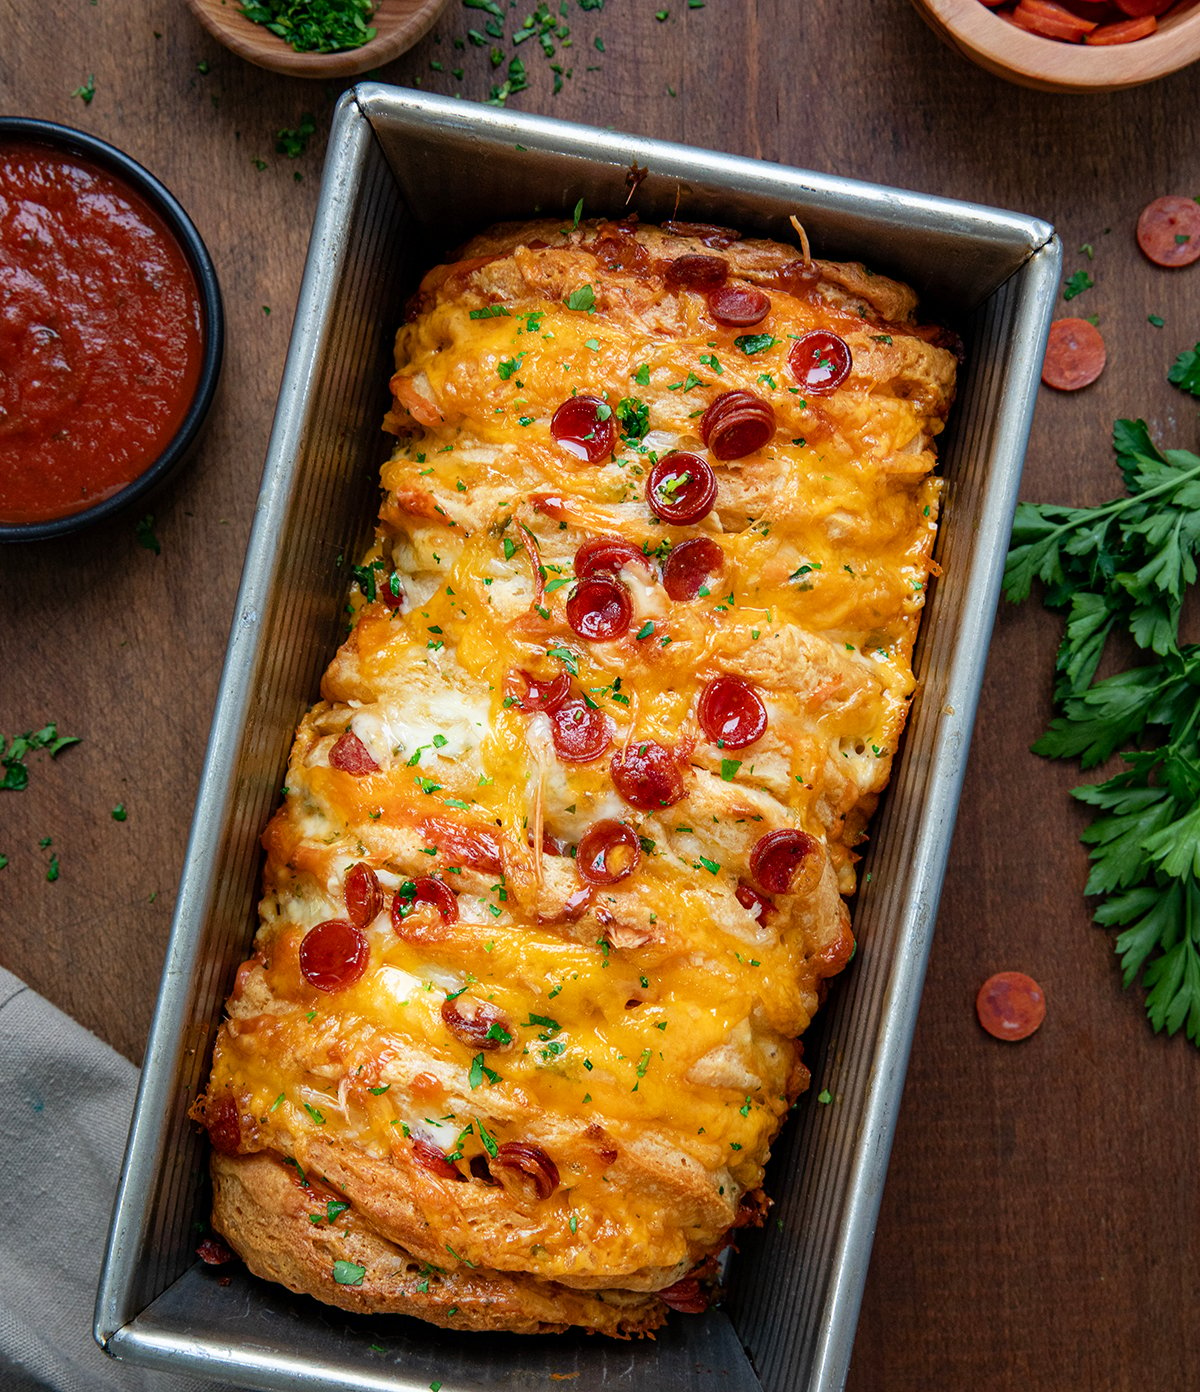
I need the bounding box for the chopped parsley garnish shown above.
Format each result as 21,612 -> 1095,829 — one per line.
135,514 -> 161,555
633,363 -> 651,386
243,1 -> 376,54
468,1053 -> 501,1088
617,396 -> 650,440
1,724 -> 80,792
71,74 -> 96,104
1062,269 -> 1094,301
470,303 -> 511,319
332,1260 -> 365,1286
275,113 -> 317,159
565,284 -> 596,312
112,803 -> 127,821
719,758 -> 742,781
497,352 -> 526,380
734,333 -> 781,355
695,856 -> 721,875
303,1103 -> 326,1125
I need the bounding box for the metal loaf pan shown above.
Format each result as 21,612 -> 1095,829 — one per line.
96,86 -> 1060,1392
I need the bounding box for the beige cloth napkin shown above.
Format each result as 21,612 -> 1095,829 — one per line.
0,967 -> 225,1391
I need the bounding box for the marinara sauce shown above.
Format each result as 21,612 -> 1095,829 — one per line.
0,141 -> 203,524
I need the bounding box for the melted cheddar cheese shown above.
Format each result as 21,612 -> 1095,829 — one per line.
198,218 -> 957,1336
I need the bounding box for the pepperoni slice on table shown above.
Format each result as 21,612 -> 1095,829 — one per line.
975,971 -> 1046,1041
343,862 -> 384,928
329,731 -> 379,775
700,390 -> 776,460
550,698 -> 615,763
575,535 -> 654,579
566,576 -> 633,640
1136,196 -> 1200,268
663,253 -> 729,290
1086,14 -> 1157,41
707,285 -> 771,327
698,675 -> 768,749
750,829 -> 820,895
551,396 -> 615,463
299,919 -> 369,992
1041,318 -> 1106,391
577,819 -> 641,885
611,741 -> 686,809
787,330 -> 852,395
662,536 -> 724,601
491,1142 -> 560,1200
646,453 -> 718,525
735,882 -> 774,925
441,997 -> 513,1051
511,669 -> 571,713
412,1137 -> 462,1181
392,877 -> 459,937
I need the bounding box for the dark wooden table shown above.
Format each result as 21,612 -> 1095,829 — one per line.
3,3 -> 1198,1388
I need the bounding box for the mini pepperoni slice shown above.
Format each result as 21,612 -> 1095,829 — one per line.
787,330 -> 852,395
1136,196 -> 1200,268
392,876 -> 459,930
343,862 -> 384,929
750,829 -> 820,895
1014,0 -> 1096,33
735,882 -> 774,925
663,253 -> 729,290
530,492 -> 570,520
975,971 -> 1046,1041
1085,14 -> 1156,40
204,1094 -> 243,1156
658,1277 -> 710,1313
1113,0 -> 1170,16
662,536 -> 724,601
566,576 -> 633,640
379,571 -> 405,610
611,741 -> 686,809
412,1137 -> 461,1180
646,453 -> 718,525
440,997 -> 513,1051
491,1141 -> 560,1200
551,395 -> 615,463
661,220 -> 742,248
512,669 -> 571,712
328,731 -> 379,775
550,697 -> 615,763
299,919 -> 369,992
575,535 -> 654,578
1041,318 -> 1106,391
577,819 -> 641,885
707,285 -> 771,327
698,675 -> 768,749
1010,3 -> 1089,37
699,390 -> 776,461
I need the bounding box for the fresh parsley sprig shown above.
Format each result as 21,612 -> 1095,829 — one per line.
1004,419 -> 1200,1044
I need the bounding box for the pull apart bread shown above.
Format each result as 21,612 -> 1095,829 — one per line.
194,217 -> 957,1336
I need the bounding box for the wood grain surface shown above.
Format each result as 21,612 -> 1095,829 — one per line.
1,3 -> 1198,1388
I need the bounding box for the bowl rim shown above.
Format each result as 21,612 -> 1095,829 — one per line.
0,117 -> 225,543
915,0 -> 1200,92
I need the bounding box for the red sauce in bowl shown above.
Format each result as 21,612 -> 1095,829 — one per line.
0,141 -> 204,524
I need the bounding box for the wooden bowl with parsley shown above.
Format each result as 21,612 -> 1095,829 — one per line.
185,0 -> 451,78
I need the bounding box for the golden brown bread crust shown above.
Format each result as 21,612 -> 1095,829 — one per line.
195,215 -> 956,1333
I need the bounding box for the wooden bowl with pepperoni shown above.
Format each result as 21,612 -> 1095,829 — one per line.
911,0 -> 1200,91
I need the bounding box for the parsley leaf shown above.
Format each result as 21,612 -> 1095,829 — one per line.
1062,269 -> 1094,301
565,284 -> 595,312
1167,342 -> 1200,398
1005,416 -> 1200,1044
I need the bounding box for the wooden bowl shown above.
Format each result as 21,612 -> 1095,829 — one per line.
911,0 -> 1200,92
185,0 -> 450,78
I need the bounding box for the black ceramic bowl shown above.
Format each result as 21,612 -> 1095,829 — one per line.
0,118 -> 224,542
